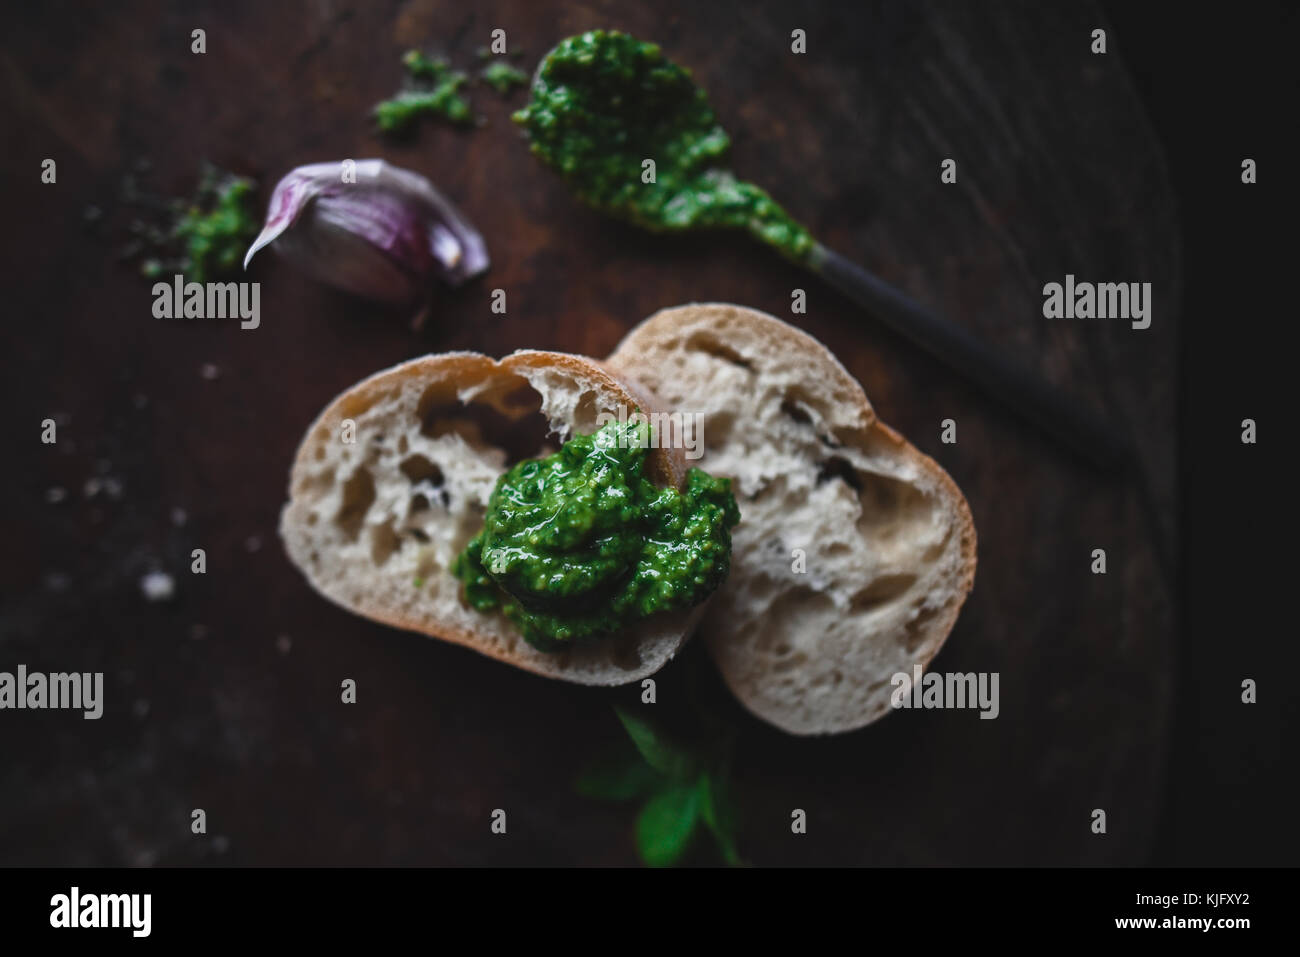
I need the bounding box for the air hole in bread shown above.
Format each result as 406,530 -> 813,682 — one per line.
902,606 -> 937,654
306,512 -> 318,526
418,378 -> 552,466
705,409 -> 734,446
771,650 -> 809,674
397,434 -> 409,455
295,472 -> 334,507
782,383 -> 825,419
830,425 -> 865,448
807,669 -> 845,692
816,457 -> 862,492
408,528 -> 430,544
745,475 -> 786,504
686,333 -> 754,372
370,521 -> 401,566
572,390 -> 599,433
399,454 -> 444,487
751,588 -> 836,653
780,399 -> 812,425
856,472 -> 933,546
314,445 -> 327,462
415,546 -> 437,581
783,387 -> 847,448
502,383 -> 541,412
923,535 -> 949,563
820,458 -> 938,554
335,467 -> 376,541
410,493 -> 430,514
851,573 -> 919,612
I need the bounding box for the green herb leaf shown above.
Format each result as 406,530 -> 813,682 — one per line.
574,752 -> 662,801
635,782 -> 700,867
697,772 -> 742,866
614,707 -> 696,779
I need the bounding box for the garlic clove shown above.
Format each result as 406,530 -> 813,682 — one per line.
244,159 -> 489,304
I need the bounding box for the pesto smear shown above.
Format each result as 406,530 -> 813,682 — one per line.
452,417 -> 740,651
512,30 -> 814,262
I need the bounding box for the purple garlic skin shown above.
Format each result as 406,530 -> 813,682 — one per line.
244,159 -> 489,304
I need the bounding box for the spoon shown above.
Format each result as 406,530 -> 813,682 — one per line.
513,31 -> 1130,471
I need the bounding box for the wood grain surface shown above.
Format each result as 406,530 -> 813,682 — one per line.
1,0 -> 1177,865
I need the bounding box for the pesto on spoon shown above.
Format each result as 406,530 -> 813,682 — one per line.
513,30 -> 1127,470
512,30 -> 814,262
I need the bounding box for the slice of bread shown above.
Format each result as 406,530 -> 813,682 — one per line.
279,349 -> 700,686
606,303 -> 977,734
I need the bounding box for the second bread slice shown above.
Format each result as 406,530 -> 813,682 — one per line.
607,303 -> 977,733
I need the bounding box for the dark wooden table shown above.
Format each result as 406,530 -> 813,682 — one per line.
1,0 -> 1176,865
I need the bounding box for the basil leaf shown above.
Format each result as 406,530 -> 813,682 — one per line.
574,753 -> 663,801
614,706 -> 696,779
635,783 -> 700,867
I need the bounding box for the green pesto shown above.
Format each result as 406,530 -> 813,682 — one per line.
512,30 -> 814,262
141,168 -> 258,283
480,61 -> 529,94
452,417 -> 740,651
374,51 -> 473,132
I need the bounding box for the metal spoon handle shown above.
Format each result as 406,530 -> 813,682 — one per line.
808,243 -> 1129,471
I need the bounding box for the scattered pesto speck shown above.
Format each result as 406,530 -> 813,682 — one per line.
171,172 -> 259,283
452,416 -> 740,651
401,49 -> 447,81
480,61 -> 529,94
130,164 -> 259,283
375,49 -> 475,133
512,30 -> 814,262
